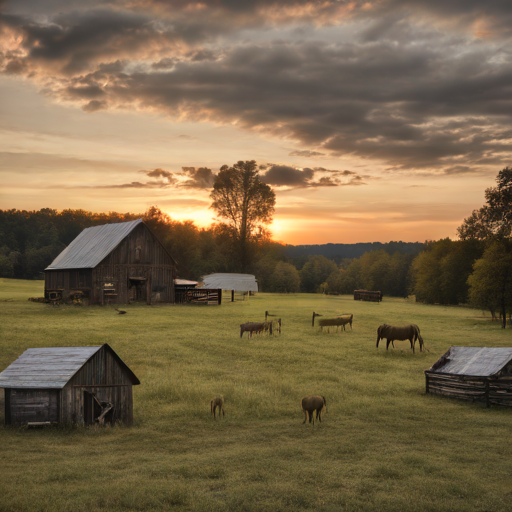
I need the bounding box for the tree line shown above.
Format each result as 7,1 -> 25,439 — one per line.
2,162 -> 512,326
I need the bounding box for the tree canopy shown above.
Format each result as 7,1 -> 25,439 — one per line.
210,160 -> 276,272
458,167 -> 512,240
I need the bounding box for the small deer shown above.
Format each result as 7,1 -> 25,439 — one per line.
211,397 -> 225,419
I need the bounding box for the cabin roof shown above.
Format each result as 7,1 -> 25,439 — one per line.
200,273 -> 258,292
427,347 -> 512,377
0,344 -> 140,389
45,219 -> 143,270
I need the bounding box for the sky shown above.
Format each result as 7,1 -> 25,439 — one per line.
1,1 -> 511,245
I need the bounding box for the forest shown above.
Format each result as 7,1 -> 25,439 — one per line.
2,167 -> 512,324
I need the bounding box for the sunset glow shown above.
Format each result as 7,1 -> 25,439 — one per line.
1,1 -> 510,244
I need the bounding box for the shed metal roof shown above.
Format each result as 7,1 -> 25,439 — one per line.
0,344 -> 140,388
427,347 -> 512,377
45,219 -> 143,270
200,273 -> 258,292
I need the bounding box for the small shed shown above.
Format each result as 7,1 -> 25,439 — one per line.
354,290 -> 383,302
44,219 -> 177,305
200,273 -> 258,301
0,344 -> 140,426
425,347 -> 512,407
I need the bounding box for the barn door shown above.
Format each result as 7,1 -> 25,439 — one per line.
83,390 -> 102,425
83,390 -> 115,426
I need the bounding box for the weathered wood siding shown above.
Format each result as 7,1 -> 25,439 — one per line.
62,347 -> 135,425
91,223 -> 175,305
354,290 -> 382,302
425,360 -> 512,407
6,389 -> 60,424
45,270 -> 93,299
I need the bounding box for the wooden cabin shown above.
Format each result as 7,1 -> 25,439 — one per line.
0,344 -> 140,426
354,289 -> 383,302
425,347 -> 512,407
44,219 -> 177,305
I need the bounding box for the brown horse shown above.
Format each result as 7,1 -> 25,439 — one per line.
301,395 -> 327,424
376,324 -> 423,353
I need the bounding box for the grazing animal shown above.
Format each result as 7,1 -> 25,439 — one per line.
240,321 -> 273,338
211,397 -> 225,419
115,308 -> 126,315
301,395 -> 327,424
312,312 -> 353,332
273,318 -> 282,335
376,323 -> 423,353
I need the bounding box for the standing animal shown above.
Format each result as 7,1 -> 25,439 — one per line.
115,308 -> 126,315
272,318 -> 282,335
301,395 -> 327,424
312,312 -> 353,332
211,397 -> 225,419
376,323 -> 423,353
240,321 -> 273,338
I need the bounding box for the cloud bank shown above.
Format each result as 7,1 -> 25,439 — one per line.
2,0 -> 512,174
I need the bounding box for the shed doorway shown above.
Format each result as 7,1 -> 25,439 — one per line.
83,390 -> 102,425
128,277 -> 146,302
83,390 -> 115,426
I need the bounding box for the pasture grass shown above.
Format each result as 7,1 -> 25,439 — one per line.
1,278 -> 512,511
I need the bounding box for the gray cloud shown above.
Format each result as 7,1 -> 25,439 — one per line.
260,164 -> 366,187
3,1 -> 512,174
181,167 -> 215,189
289,150 -> 324,157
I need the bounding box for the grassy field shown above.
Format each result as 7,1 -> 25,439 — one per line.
1,278 -> 511,511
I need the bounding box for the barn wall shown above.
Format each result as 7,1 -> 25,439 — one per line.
426,369 -> 512,407
62,347 -> 135,425
6,388 -> 60,425
45,270 -> 93,300
91,224 -> 176,305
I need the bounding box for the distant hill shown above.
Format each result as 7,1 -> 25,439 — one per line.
284,241 -> 424,262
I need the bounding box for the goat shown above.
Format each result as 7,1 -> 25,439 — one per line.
312,312 -> 353,332
240,321 -> 273,338
211,397 -> 225,419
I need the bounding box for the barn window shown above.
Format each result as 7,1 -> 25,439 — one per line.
135,247 -> 141,262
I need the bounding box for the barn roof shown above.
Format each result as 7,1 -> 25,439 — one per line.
427,347 -> 512,377
200,273 -> 258,292
46,219 -> 143,270
0,344 -> 140,389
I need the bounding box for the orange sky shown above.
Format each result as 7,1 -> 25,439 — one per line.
1,1 -> 508,244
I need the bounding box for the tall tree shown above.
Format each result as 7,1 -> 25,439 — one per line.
210,160 -> 276,272
467,241 -> 512,328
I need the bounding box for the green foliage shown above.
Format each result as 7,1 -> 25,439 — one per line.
325,251 -> 413,297
458,167 -> 512,240
299,255 -> 338,292
268,262 -> 301,292
2,280 -> 512,511
411,239 -> 483,305
468,241 -> 512,327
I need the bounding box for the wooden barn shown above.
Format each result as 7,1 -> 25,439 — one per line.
425,347 -> 512,407
0,344 -> 140,426
45,219 -> 177,305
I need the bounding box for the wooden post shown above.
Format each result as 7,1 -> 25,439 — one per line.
231,290 -> 235,302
